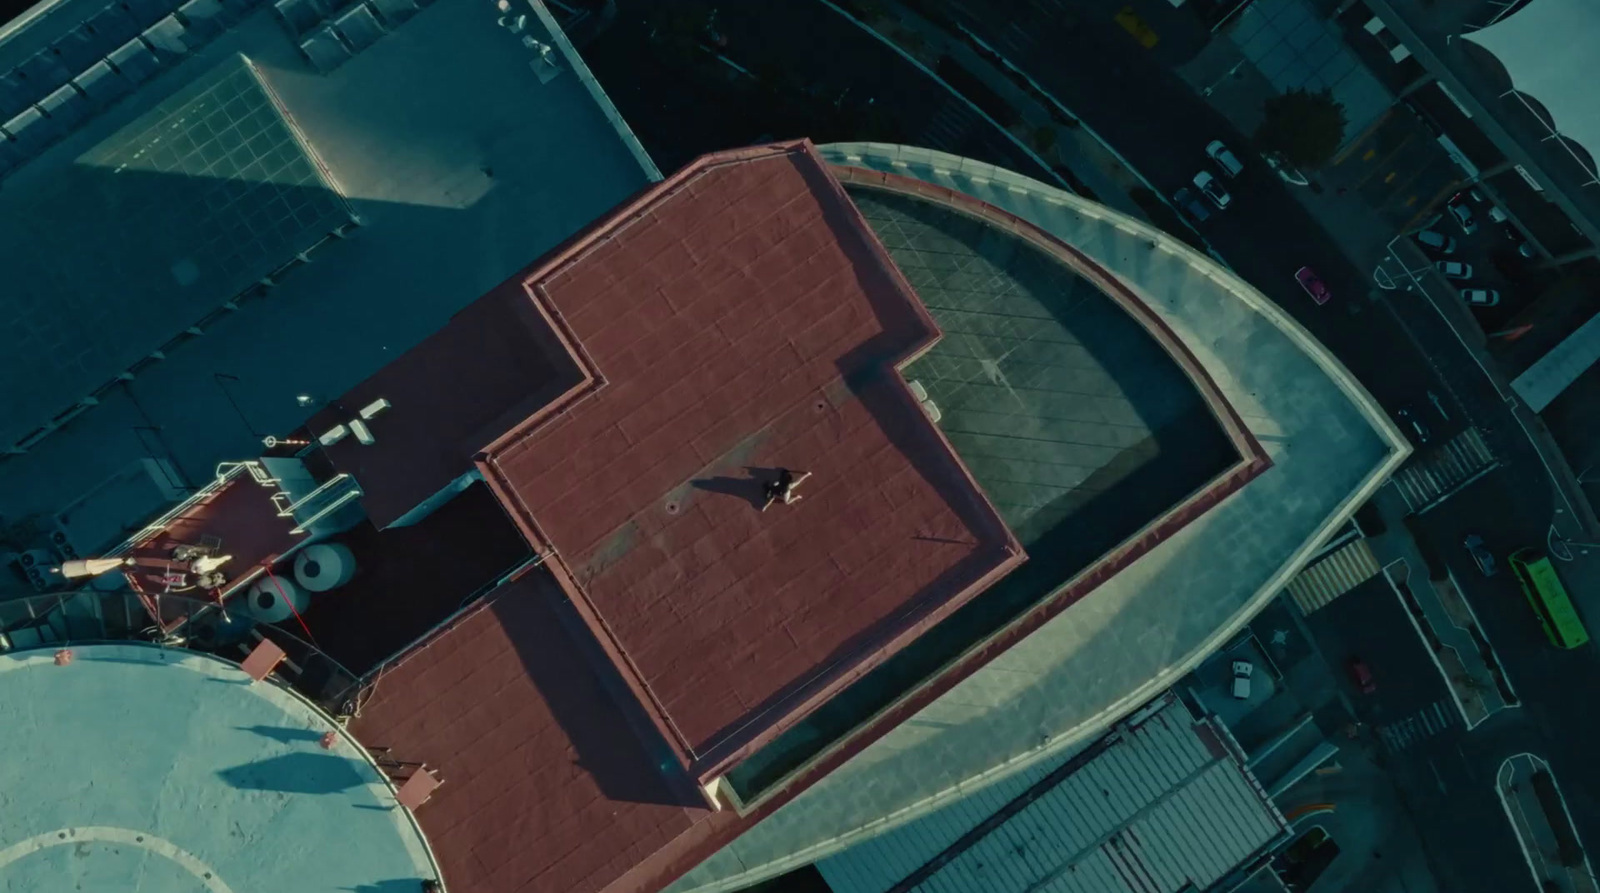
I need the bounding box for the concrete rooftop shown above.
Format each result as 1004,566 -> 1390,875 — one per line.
0,0 -> 656,555
0,643 -> 437,891
665,143 -> 1408,893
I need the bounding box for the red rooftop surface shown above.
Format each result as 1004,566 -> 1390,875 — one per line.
475,142 -> 1022,775
116,463 -> 306,624
349,571 -> 712,893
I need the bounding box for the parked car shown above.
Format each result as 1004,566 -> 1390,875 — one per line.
1264,152 -> 1310,186
1397,406 -> 1430,443
1505,227 -> 1539,259
1436,260 -> 1474,280
1348,658 -> 1377,695
1173,187 -> 1212,223
1461,288 -> 1501,306
1206,139 -> 1244,177
1194,170 -> 1231,209
1414,229 -> 1457,254
1295,266 -> 1332,305
1464,533 -> 1497,577
1487,204 -> 1508,223
1447,198 -> 1478,234
1231,660 -> 1255,700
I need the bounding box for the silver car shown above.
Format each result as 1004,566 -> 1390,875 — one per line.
1436,260 -> 1474,280
1194,170 -> 1231,209
1206,140 -> 1244,177
1464,534 -> 1497,577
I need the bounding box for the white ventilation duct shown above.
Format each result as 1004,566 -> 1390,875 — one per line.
294,542 -> 357,592
246,575 -> 308,624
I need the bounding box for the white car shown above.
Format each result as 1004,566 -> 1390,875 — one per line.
1263,152 -> 1309,186
1461,288 -> 1500,306
1206,140 -> 1244,177
1414,229 -> 1456,254
1231,660 -> 1254,700
1447,197 -> 1478,234
1436,260 -> 1474,280
1194,170 -> 1231,209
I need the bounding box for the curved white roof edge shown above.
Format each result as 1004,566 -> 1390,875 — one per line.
666,142 -> 1409,893
1463,0 -> 1600,165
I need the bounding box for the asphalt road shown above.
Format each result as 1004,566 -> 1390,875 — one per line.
1411,469 -> 1600,867
1308,572 -> 1532,892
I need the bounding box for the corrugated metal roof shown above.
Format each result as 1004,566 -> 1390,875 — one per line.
818,697 -> 1286,893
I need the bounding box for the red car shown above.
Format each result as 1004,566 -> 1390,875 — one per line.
1296,266 -> 1332,305
1348,659 -> 1376,694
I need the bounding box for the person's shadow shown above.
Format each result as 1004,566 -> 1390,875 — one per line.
690,466 -> 783,510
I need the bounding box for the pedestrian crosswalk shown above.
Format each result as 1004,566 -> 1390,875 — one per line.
1376,699 -> 1456,754
1287,538 -> 1381,614
1391,427 -> 1499,514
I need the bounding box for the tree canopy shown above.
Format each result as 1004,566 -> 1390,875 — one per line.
1254,88 -> 1349,168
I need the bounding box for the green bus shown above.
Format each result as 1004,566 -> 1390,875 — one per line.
1509,549 -> 1590,649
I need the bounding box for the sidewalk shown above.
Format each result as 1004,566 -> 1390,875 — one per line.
1497,753 -> 1599,893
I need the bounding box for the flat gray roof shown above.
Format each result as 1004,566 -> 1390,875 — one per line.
0,0 -> 655,550
0,643 -> 438,889
1,56 -> 354,450
851,185 -> 1237,548
666,143 -> 1407,893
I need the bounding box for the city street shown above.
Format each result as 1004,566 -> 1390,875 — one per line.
1305,573 -> 1530,892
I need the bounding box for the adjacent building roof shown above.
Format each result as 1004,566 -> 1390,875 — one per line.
1464,0 -> 1600,167
0,643 -> 439,890
665,144 -> 1407,893
0,0 -> 657,548
817,694 -> 1287,893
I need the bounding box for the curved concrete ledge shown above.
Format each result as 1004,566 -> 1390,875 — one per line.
668,142 -> 1409,893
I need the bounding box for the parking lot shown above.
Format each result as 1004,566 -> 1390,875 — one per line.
1401,187 -> 1563,327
